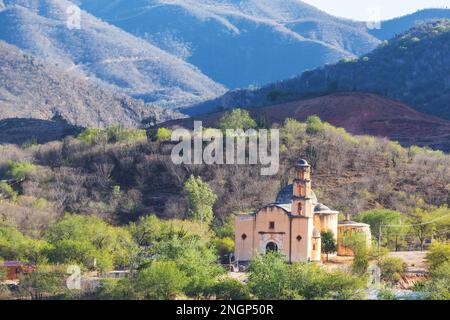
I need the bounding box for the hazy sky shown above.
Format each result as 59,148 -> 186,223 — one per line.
302,0 -> 450,21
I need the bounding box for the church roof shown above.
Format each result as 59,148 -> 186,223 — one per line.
275,184 -> 318,205
314,203 -> 339,215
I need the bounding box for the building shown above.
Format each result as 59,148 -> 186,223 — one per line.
2,261 -> 35,281
234,159 -> 370,263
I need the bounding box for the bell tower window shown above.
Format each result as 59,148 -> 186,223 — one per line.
269,221 -> 275,229
298,202 -> 303,214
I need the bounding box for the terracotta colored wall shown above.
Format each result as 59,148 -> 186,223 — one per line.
253,206 -> 291,258
290,217 -> 313,262
235,214 -> 255,261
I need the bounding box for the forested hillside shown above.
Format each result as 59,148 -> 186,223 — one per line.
188,20 -> 450,120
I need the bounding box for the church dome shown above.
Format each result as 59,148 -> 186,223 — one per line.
275,184 -> 318,205
314,203 -> 339,215
297,159 -> 309,167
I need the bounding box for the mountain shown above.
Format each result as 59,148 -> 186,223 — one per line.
161,93 -> 450,151
0,118 -> 82,145
369,8 -> 450,40
76,0 -> 381,89
186,20 -> 450,120
0,41 -> 180,127
0,0 -> 225,108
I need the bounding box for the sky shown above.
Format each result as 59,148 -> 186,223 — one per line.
302,0 -> 450,21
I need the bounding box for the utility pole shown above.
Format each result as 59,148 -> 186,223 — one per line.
378,224 -> 382,263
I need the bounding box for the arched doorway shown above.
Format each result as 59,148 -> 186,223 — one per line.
265,241 -> 278,253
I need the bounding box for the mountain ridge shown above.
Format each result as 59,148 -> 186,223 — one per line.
0,0 -> 226,108
185,20 -> 450,120
0,40 -> 180,127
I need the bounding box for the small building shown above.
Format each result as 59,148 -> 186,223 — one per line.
234,159 -> 371,263
337,220 -> 372,256
2,261 -> 35,281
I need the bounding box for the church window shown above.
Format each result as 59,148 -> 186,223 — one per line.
298,202 -> 303,213
241,234 -> 247,240
269,221 -> 275,229
296,235 -> 302,241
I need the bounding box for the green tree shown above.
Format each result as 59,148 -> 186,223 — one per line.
18,266 -> 65,300
137,260 -> 187,300
342,231 -> 369,275
213,278 -> 250,300
247,252 -> 291,300
426,242 -> 450,271
97,278 -> 136,300
184,175 -> 218,227
408,209 -> 436,251
358,209 -> 403,250
218,108 -> 257,131
213,237 -> 234,262
47,214 -> 136,271
6,161 -> 36,181
155,128 -> 172,142
321,230 -> 337,261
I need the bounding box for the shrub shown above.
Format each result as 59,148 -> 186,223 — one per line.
426,242 -> 450,271
137,260 -> 187,300
6,161 -> 36,180
379,257 -> 406,285
0,182 -> 17,201
155,128 -> 172,142
218,108 -> 257,131
213,278 -> 250,300
213,237 -> 234,261
247,252 -> 291,300
77,128 -> 107,144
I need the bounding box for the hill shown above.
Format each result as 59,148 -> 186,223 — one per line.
0,118 -> 82,145
0,0 -> 225,108
77,0 -> 381,89
0,41 -> 180,127
369,8 -> 450,40
162,93 -> 450,151
186,20 -> 450,120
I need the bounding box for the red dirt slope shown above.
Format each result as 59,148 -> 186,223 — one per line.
163,92 -> 450,151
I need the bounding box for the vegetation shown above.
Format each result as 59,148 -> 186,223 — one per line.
184,175 -> 218,227
247,253 -> 366,300
218,108 -> 257,131
0,113 -> 449,300
321,230 -> 337,261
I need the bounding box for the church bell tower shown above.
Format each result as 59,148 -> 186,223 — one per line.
291,159 -> 313,217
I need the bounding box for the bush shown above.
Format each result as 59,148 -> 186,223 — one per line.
137,260 -> 187,300
77,128 -> 107,145
96,278 -> 135,300
218,109 -> 257,131
213,278 -> 250,300
0,182 -> 17,201
6,161 -> 36,180
426,242 -> 450,271
247,252 -> 291,300
379,257 -> 406,285
155,128 -> 172,142
106,126 -> 147,143
213,237 -> 234,261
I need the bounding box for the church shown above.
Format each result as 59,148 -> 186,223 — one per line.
234,159 -> 371,263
